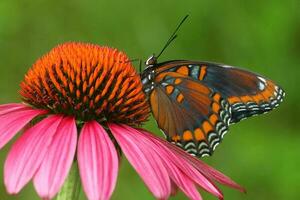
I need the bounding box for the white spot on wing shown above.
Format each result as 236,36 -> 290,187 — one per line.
161,82 -> 169,87
257,76 -> 267,91
258,81 -> 265,91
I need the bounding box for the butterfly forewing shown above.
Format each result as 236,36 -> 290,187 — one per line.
154,61 -> 285,123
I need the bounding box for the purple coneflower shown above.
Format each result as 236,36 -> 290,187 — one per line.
0,42 -> 244,200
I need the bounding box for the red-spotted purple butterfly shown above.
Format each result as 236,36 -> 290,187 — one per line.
140,15 -> 285,157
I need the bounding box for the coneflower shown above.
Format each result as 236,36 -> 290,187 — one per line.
0,42 -> 243,200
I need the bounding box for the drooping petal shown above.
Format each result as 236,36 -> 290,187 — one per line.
33,116 -> 77,199
4,115 -> 63,194
137,129 -> 224,199
109,123 -> 171,200
78,121 -> 119,200
183,154 -> 245,192
180,151 -> 245,192
169,155 -> 222,199
174,159 -> 222,199
166,160 -> 202,200
0,103 -> 47,149
155,134 -> 245,192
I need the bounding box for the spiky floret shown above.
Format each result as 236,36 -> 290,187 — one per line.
20,42 -> 150,125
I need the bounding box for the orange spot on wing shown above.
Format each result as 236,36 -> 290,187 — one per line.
176,93 -> 184,103
241,96 -> 253,103
228,96 -> 241,104
172,135 -> 181,142
213,93 -> 221,102
251,94 -> 263,103
212,102 -> 221,113
194,128 -> 205,141
198,65 -> 207,80
174,78 -> 182,85
183,130 -> 193,141
165,85 -> 174,94
209,114 -> 219,125
176,66 -> 189,75
202,121 -> 213,134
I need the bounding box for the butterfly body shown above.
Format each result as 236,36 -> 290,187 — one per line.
141,56 -> 285,157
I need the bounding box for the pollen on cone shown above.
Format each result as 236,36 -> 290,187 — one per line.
20,42 -> 150,125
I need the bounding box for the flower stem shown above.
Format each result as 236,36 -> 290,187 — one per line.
55,162 -> 82,200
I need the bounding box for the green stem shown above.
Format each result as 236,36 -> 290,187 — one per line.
55,162 -> 82,200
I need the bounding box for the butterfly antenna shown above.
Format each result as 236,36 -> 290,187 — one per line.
139,59 -> 142,73
156,14 -> 189,59
124,58 -> 140,63
121,58 -> 143,72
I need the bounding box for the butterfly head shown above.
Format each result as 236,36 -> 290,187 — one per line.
145,54 -> 157,67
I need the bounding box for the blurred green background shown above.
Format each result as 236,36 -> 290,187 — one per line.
0,0 -> 299,199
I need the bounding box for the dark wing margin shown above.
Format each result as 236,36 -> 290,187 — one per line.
150,72 -> 231,157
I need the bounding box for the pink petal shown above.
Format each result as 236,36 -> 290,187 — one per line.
161,137 -> 245,192
139,128 -> 245,192
33,116 -> 77,199
109,123 -> 171,200
0,103 -> 27,115
166,160 -> 202,200
170,157 -> 222,199
184,154 -> 245,192
0,103 -> 47,149
78,121 -> 119,200
137,129 -> 223,199
4,115 -> 63,194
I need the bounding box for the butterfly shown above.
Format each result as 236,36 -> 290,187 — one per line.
140,56 -> 285,157
140,16 -> 285,157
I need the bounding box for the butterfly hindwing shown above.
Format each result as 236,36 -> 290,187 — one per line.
150,72 -> 231,156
